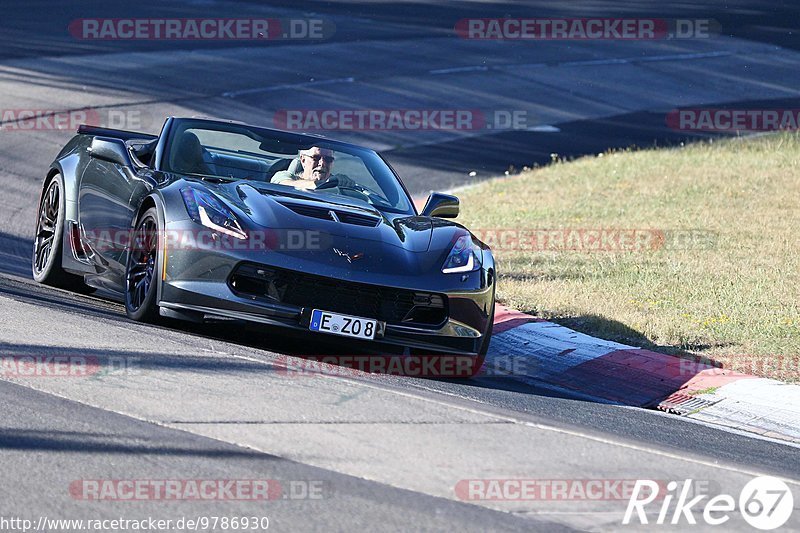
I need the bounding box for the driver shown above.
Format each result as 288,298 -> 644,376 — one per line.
271,147 -> 354,190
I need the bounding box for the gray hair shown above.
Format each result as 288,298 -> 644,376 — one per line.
299,147 -> 334,157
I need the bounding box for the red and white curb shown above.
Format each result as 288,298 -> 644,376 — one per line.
485,305 -> 800,444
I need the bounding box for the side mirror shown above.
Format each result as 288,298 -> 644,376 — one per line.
89,137 -> 133,167
421,192 -> 459,218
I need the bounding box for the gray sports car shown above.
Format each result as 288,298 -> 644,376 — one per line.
32,117 -> 495,368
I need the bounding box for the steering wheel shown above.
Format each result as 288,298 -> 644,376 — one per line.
316,177 -> 392,207
314,177 -> 340,190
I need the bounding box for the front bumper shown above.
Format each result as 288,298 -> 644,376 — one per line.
160,278 -> 491,355
157,226 -> 494,355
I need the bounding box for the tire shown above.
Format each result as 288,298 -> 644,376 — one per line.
124,207 -> 161,323
469,288 -> 496,377
32,174 -> 93,292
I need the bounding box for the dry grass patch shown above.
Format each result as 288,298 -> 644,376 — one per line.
458,133 -> 800,381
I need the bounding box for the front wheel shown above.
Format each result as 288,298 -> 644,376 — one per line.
469,289 -> 496,377
125,207 -> 161,323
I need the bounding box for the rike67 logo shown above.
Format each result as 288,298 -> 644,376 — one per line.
624,477 -> 794,529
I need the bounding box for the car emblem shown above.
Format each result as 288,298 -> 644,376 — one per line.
333,248 -> 364,263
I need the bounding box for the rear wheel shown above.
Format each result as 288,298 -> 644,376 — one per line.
32,174 -> 92,292
125,207 -> 161,323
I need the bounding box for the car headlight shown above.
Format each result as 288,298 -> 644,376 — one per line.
181,188 -> 247,240
442,235 -> 482,273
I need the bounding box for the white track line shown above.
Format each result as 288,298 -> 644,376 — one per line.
430,51 -> 734,76
221,350 -> 800,484
429,65 -> 490,75
222,77 -> 355,98
223,51 -> 737,100
8,349 -> 797,487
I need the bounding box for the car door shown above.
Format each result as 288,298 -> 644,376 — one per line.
77,153 -> 142,287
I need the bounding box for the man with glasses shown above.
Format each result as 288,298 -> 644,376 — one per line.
272,146 -> 349,190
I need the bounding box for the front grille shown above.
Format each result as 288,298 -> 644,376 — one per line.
229,263 -> 447,326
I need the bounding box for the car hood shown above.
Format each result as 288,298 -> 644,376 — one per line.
223,182 -> 471,253
174,180 -> 477,280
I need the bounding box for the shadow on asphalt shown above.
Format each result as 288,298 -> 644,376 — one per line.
0,235 -> 726,410
0,232 -> 33,280
382,96 -> 800,193
549,314 -> 734,359
0,426 -> 273,457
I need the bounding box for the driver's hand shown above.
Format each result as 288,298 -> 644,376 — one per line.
290,179 -> 318,190
332,174 -> 356,188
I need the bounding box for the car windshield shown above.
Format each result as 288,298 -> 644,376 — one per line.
163,120 -> 413,214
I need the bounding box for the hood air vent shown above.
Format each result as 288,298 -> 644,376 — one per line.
278,200 -> 380,227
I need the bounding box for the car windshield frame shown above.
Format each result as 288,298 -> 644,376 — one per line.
160,118 -> 415,215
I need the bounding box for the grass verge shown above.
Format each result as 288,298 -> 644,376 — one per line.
457,133 -> 800,381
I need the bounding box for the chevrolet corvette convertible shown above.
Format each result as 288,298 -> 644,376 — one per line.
32,117 -> 495,365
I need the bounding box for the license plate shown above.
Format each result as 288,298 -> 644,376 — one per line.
309,309 -> 378,340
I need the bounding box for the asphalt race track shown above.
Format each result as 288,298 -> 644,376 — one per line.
0,1 -> 798,531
